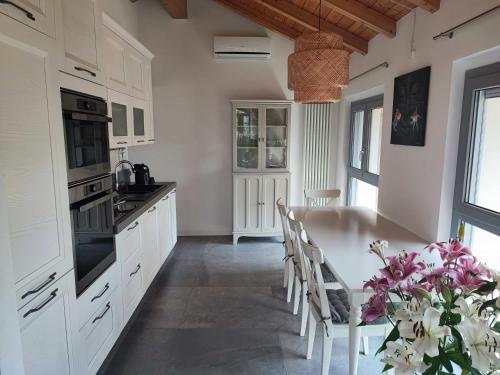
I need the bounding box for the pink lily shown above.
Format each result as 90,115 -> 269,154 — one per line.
428,240 -> 472,263
380,252 -> 425,287
421,267 -> 448,293
450,257 -> 485,293
362,293 -> 388,323
363,276 -> 390,294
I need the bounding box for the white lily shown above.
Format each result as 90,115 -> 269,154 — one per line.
393,298 -> 431,322
382,341 -> 428,375
399,307 -> 451,357
452,296 -> 488,321
459,319 -> 500,373
369,240 -> 388,261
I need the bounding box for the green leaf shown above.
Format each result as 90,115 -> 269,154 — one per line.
382,364 -> 394,373
450,327 -> 464,353
442,285 -> 453,304
473,281 -> 497,294
448,351 -> 469,369
479,298 -> 497,315
491,321 -> 500,334
422,357 -> 440,375
357,321 -> 367,327
375,325 -> 400,355
439,346 -> 454,373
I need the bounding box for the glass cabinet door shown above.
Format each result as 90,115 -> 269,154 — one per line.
235,107 -> 259,170
264,106 -> 288,170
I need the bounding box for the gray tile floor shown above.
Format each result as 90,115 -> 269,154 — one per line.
102,236 -> 385,375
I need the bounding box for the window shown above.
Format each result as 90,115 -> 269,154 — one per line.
347,95 -> 383,210
453,62 -> 500,270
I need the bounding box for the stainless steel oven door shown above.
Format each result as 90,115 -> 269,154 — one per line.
70,183 -> 116,296
64,111 -> 111,185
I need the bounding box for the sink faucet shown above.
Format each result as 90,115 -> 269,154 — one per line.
114,160 -> 135,191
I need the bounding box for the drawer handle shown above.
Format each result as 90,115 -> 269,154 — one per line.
74,66 -> 97,77
21,272 -> 57,300
148,139 -> 155,142
117,141 -> 128,145
91,283 -> 110,302
0,0 -> 35,21
148,206 -> 157,213
162,196 -> 169,201
127,221 -> 139,231
92,302 -> 111,324
23,289 -> 58,318
129,264 -> 141,277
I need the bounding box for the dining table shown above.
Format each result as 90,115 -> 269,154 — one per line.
290,206 -> 433,375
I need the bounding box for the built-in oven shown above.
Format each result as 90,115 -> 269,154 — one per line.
61,89 -> 111,186
69,175 -> 116,296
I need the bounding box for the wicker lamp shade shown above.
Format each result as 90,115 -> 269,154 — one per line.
288,31 -> 349,104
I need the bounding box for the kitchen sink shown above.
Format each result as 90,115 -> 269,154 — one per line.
118,184 -> 161,194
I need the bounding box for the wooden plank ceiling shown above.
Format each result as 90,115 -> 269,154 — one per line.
212,0 -> 440,55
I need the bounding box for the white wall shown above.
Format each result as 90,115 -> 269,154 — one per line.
102,0 -> 139,39
336,0 -> 500,242
129,0 -> 303,236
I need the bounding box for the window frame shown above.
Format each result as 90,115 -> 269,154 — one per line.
452,61 -> 500,238
347,95 -> 384,206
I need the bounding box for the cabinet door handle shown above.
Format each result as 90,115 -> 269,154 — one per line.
117,141 -> 128,145
129,264 -> 141,277
148,139 -> 155,142
23,289 -> 58,318
91,283 -> 109,302
74,66 -> 97,77
92,302 -> 111,324
0,0 -> 35,20
127,221 -> 139,231
136,140 -> 145,143
148,206 -> 157,213
21,272 -> 57,300
162,196 -> 169,201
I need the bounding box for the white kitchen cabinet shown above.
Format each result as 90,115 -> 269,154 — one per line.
158,194 -> 173,263
103,25 -> 128,94
233,174 -> 289,244
108,89 -> 132,148
57,0 -> 105,85
0,0 -> 56,38
0,13 -> 73,295
18,270 -> 76,375
169,190 -> 178,249
121,246 -> 144,325
141,204 -> 161,288
233,101 -> 291,173
103,13 -> 155,148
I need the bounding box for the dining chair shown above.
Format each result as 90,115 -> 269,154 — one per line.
304,189 -> 341,208
287,212 -> 340,337
276,198 -> 295,303
297,228 -> 393,375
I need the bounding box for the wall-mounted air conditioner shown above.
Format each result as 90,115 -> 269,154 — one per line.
213,36 -> 271,59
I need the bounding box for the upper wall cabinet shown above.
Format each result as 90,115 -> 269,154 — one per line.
127,48 -> 146,99
57,0 -> 105,85
0,0 -> 56,38
103,25 -> 128,94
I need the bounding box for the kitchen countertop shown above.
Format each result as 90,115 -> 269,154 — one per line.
114,182 -> 177,234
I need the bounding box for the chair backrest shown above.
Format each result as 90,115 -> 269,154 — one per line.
287,211 -> 308,279
276,198 -> 294,257
304,189 -> 341,208
296,230 -> 332,321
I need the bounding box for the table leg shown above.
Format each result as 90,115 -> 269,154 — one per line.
349,304 -> 362,375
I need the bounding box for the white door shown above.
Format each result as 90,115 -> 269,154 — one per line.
158,194 -> 172,263
0,0 -> 56,38
141,204 -> 160,288
103,26 -> 129,94
0,15 -> 72,289
108,89 -> 132,148
170,191 -> 177,248
126,47 -> 146,99
262,105 -> 290,173
59,0 -> 104,84
144,61 -> 155,144
233,105 -> 261,172
261,174 -> 289,233
18,271 -> 76,375
233,175 -> 261,233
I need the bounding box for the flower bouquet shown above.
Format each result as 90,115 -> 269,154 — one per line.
361,240 -> 500,374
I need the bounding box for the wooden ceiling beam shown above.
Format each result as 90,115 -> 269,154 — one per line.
322,0 -> 397,38
256,0 -> 368,54
404,0 -> 440,13
214,0 -> 301,40
161,0 -> 188,19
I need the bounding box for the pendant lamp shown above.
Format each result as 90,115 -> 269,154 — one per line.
288,0 -> 349,104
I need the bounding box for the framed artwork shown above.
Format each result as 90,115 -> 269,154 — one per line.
390,66 -> 431,146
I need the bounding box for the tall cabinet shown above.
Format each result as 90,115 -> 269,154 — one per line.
232,101 -> 291,244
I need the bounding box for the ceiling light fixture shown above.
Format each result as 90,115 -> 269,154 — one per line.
287,0 -> 349,104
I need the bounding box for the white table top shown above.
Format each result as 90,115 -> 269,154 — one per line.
291,206 -> 432,294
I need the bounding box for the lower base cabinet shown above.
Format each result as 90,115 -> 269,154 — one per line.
18,270 -> 76,375
158,189 -> 177,263
233,174 -> 289,244
141,204 -> 160,288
